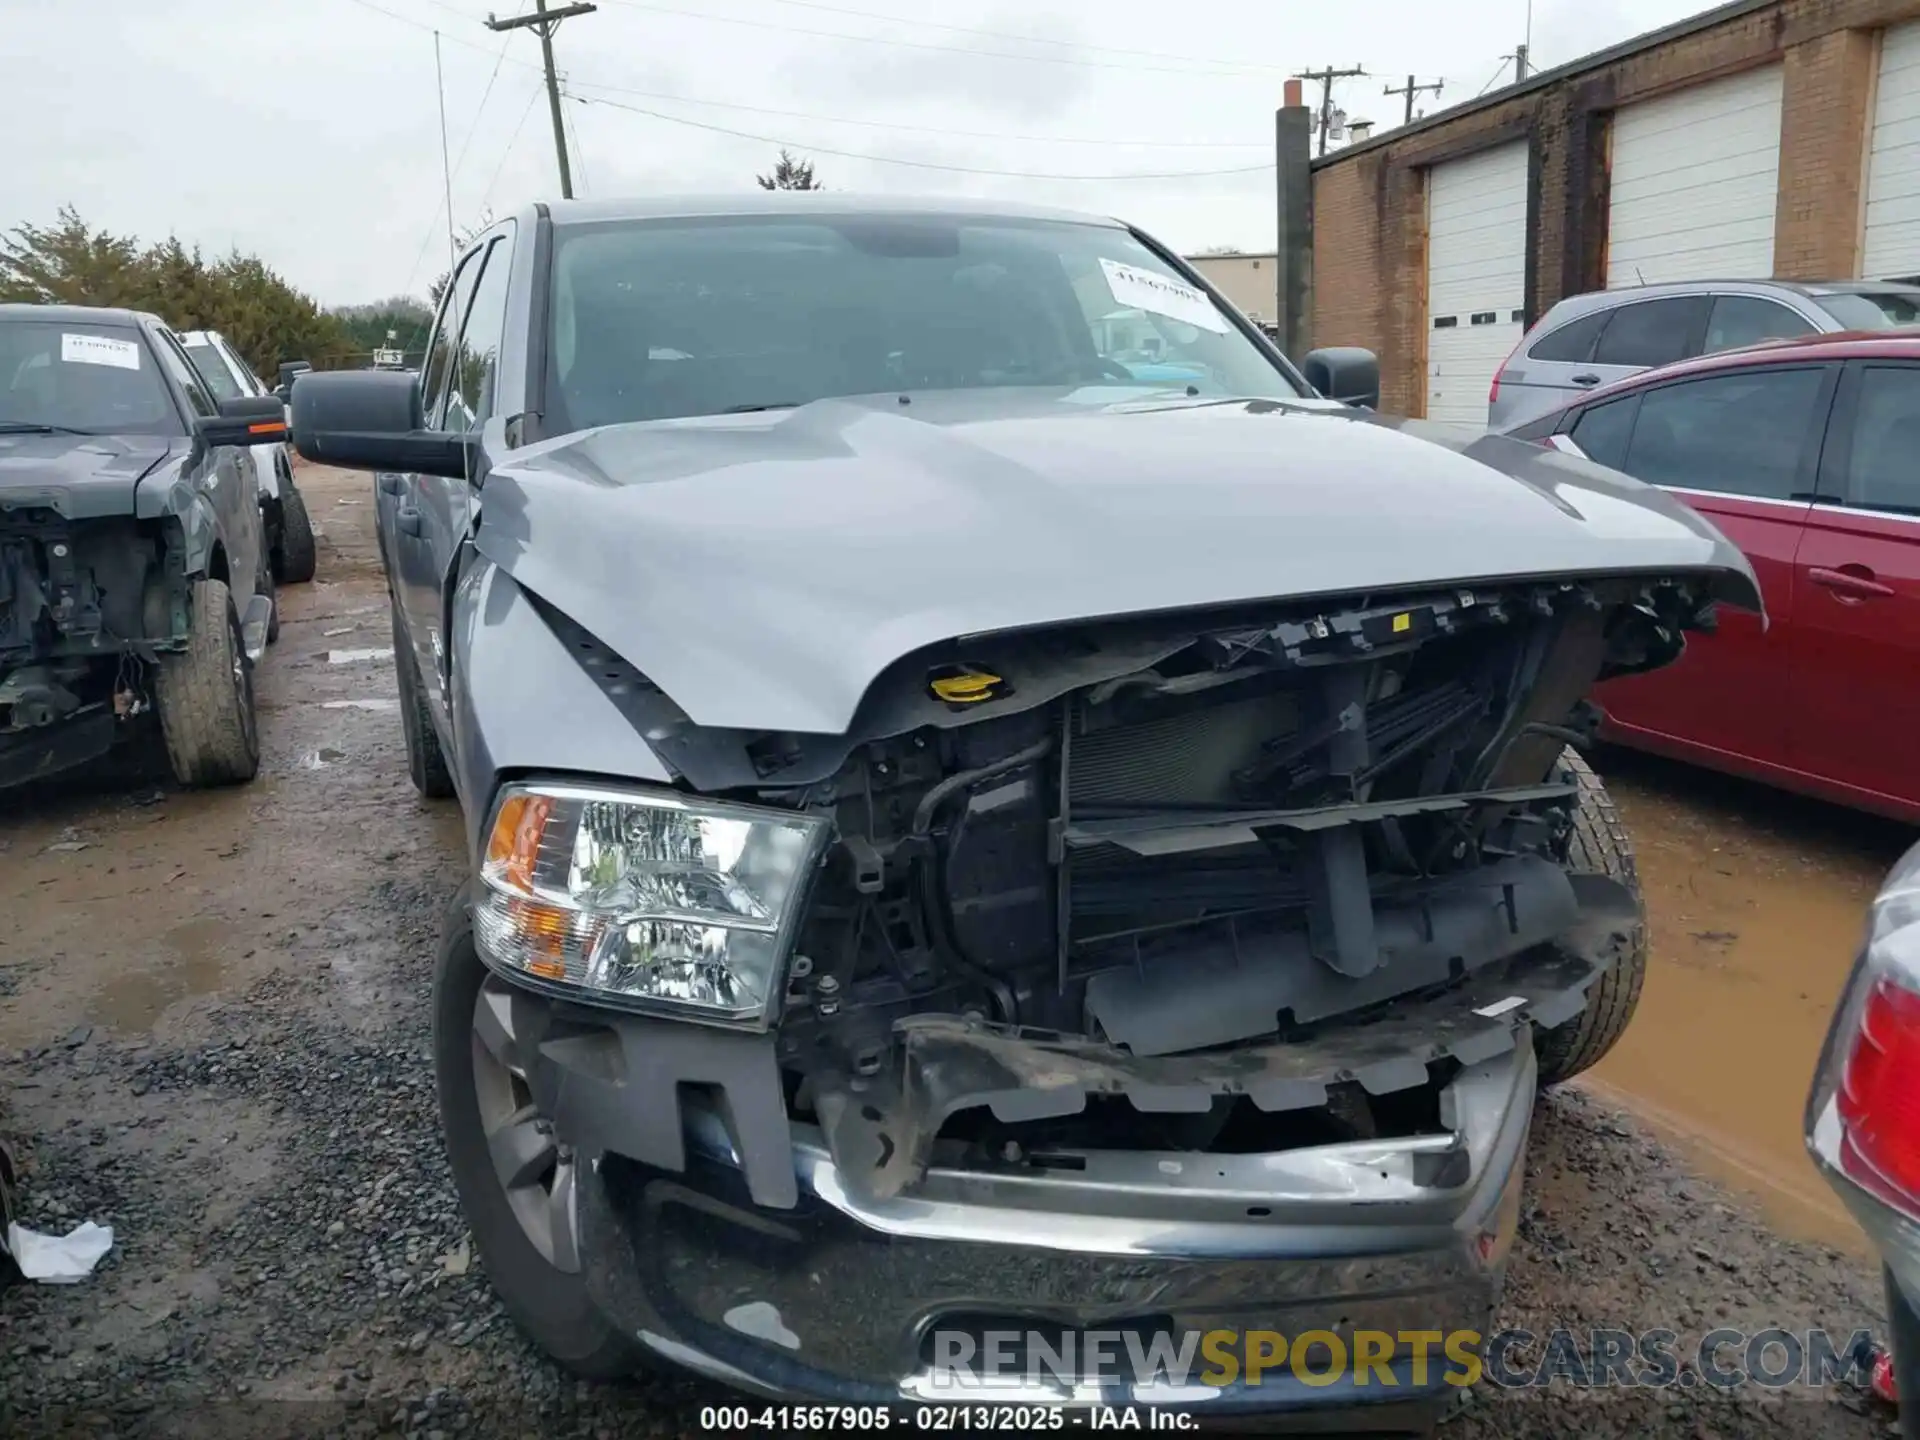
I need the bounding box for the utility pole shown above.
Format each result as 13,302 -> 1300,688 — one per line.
1293,65 -> 1367,157
1383,73 -> 1445,126
487,0 -> 596,199
1513,43 -> 1531,80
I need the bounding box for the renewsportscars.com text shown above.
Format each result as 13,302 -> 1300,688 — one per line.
925,1326 -> 1880,1390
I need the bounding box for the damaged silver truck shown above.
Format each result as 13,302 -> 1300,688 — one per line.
292,197 -> 1758,1428
1,304 -> 281,791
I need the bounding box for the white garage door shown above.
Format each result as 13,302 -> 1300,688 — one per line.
1864,22 -> 1920,280
1425,140 -> 1527,425
1607,66 -> 1783,287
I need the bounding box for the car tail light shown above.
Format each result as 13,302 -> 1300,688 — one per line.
1837,975 -> 1920,1201
1809,842 -> 1920,1243
1488,332 -> 1529,406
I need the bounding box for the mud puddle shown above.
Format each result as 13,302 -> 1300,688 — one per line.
1586,747 -> 1913,1248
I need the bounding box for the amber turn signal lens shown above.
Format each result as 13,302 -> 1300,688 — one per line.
485,792 -> 553,894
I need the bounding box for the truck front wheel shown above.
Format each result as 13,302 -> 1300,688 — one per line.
1535,749 -> 1648,1086
154,578 -> 260,788
273,484 -> 317,584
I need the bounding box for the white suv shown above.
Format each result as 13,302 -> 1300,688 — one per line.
1487,279 -> 1920,432
180,330 -> 317,583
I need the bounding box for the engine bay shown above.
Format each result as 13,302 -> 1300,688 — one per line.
737,576 -> 1695,1182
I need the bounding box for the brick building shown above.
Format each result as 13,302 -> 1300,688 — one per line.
1308,0 -> 1920,421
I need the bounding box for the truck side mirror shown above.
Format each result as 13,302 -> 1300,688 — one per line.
1303,347 -> 1381,410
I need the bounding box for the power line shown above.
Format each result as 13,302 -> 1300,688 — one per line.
478,81 -> 547,213
569,90 -> 1275,181
559,73 -> 1265,149
590,0 -> 1276,78
449,38 -> 512,178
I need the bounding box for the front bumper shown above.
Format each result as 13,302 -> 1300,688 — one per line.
565,1044 -> 1535,1416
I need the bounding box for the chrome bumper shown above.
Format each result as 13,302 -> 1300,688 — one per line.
568,1044 -> 1535,1413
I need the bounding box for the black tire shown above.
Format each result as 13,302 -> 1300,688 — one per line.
1536,748 -> 1648,1086
273,481 -> 317,584
393,600 -> 456,799
433,889 -> 641,1380
154,578 -> 260,788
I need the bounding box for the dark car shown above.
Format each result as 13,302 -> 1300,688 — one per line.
1,304 -> 282,789
1507,330 -> 1920,823
289,195 -> 1758,1421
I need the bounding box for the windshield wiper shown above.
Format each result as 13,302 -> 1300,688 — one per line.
0,422 -> 94,436
721,402 -> 799,414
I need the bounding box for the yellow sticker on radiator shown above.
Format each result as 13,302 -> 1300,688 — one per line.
1392,612 -> 1412,633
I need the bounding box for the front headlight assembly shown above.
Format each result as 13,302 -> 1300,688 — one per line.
473,781 -> 828,1028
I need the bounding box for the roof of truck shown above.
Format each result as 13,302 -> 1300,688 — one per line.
0,303 -> 161,327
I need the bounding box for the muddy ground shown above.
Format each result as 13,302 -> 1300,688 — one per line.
0,462 -> 1909,1437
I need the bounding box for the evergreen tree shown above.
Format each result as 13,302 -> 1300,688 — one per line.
0,208 -> 353,379
757,150 -> 822,190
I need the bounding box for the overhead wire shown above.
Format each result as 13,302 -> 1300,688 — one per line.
478,81 -> 548,214
348,0 -> 1270,150
569,90 -> 1274,181
559,73 -> 1267,148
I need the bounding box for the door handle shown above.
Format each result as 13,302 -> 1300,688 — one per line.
1571,373 -> 1601,386
378,473 -> 405,496
1807,565 -> 1894,601
396,505 -> 424,538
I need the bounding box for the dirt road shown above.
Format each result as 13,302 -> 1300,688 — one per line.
0,464 -> 1903,1436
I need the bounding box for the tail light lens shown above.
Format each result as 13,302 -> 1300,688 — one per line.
1810,842 -> 1920,1227
1489,331 -> 1530,406
1837,976 -> 1920,1201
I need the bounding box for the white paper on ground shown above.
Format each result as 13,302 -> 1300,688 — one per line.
61,334 -> 141,370
1098,259 -> 1230,334
3,1219 -> 114,1283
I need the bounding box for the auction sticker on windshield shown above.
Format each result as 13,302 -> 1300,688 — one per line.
1099,259 -> 1230,334
61,334 -> 141,370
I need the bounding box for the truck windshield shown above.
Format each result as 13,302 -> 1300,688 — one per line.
542,214 -> 1301,433
0,321 -> 180,436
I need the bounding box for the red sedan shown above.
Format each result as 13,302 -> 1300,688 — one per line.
1508,331 -> 1920,823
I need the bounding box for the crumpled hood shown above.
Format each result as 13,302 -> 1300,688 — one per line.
475,391 -> 1761,735
0,432 -> 178,520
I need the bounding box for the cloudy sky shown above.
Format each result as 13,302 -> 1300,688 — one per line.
8,0 -> 1717,306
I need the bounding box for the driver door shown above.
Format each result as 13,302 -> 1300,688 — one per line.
153,327 -> 262,616
397,225 -> 514,731
386,249 -> 482,693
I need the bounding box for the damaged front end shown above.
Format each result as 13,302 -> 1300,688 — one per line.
0,505 -> 196,788
476,572 -> 1691,1408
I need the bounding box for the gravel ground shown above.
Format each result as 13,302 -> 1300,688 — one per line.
0,465 -> 1903,1438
